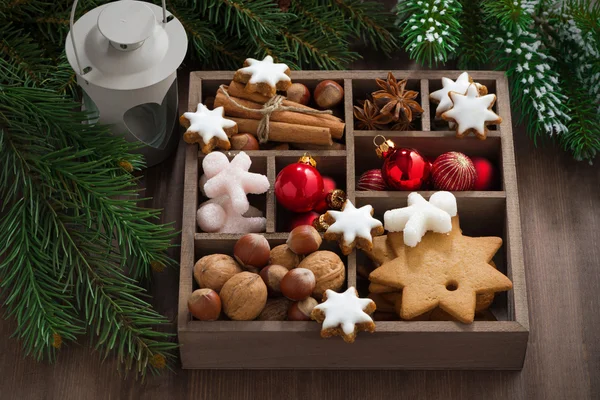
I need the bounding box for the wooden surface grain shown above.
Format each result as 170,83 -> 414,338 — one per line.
1,55 -> 599,399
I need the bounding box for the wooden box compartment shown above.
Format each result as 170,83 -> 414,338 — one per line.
179,71 -> 529,370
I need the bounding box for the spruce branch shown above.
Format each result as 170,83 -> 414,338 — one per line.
456,0 -> 489,69
395,0 -> 462,66
482,0 -> 539,30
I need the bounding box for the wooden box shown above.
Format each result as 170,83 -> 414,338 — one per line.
178,71 -> 529,369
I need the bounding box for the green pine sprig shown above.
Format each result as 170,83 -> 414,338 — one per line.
395,0 -> 462,66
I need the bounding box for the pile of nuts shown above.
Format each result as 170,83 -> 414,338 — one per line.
187,225 -> 346,321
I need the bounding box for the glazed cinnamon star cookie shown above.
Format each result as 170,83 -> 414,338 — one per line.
233,56 -> 292,97
369,217 -> 512,323
323,200 -> 384,255
311,287 -> 376,343
180,103 -> 237,154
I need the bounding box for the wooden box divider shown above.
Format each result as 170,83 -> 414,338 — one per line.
178,71 -> 529,370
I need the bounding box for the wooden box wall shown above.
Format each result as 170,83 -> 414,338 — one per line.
178,71 -> 529,369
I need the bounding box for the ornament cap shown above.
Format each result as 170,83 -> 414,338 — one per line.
373,135 -> 396,159
298,153 -> 317,168
327,189 -> 347,210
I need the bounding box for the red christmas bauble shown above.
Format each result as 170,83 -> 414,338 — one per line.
431,152 -> 477,191
288,211 -> 320,231
275,156 -> 324,212
313,176 -> 337,213
357,169 -> 387,191
382,148 -> 430,191
471,157 -> 496,190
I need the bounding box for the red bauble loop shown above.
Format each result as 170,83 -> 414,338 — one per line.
381,147 -> 430,191
431,152 -> 477,191
275,162 -> 324,212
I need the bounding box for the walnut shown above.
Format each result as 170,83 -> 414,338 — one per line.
194,254 -> 242,292
219,272 -> 267,320
257,298 -> 292,321
297,251 -> 345,299
269,244 -> 301,270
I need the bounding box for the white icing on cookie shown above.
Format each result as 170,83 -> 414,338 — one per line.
183,104 -> 236,144
429,72 -> 471,115
384,191 -> 457,247
314,288 -> 375,335
442,84 -> 500,136
325,200 -> 382,246
238,56 -> 291,87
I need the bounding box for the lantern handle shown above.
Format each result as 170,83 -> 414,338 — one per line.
69,0 -> 169,76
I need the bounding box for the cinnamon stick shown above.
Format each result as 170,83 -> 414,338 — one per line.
227,81 -> 342,123
230,117 -> 333,146
291,142 -> 346,151
215,89 -> 345,139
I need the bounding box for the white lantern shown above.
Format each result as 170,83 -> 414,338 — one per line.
66,0 -> 187,166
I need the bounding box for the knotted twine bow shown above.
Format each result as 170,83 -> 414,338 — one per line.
219,84 -> 334,144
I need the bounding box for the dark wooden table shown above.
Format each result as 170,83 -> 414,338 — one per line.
2,56 -> 599,399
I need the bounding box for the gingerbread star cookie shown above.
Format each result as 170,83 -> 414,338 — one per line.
323,200 -> 384,255
441,84 -> 502,140
311,287 -> 376,343
233,56 -> 292,97
180,103 -> 237,154
369,217 -> 512,323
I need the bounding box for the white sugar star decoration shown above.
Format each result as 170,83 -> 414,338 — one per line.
324,200 -> 383,255
429,72 -> 472,116
441,84 -> 502,139
181,104 -> 236,153
311,287 -> 376,343
384,191 -> 457,247
202,151 -> 270,214
238,55 -> 291,86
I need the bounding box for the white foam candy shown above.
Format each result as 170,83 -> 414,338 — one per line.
384,191 -> 457,247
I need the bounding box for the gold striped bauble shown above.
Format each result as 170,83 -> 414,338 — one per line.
431,152 -> 477,191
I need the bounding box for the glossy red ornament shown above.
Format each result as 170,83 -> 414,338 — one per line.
375,137 -> 429,191
357,169 -> 387,191
431,152 -> 477,191
288,211 -> 320,231
471,157 -> 496,190
313,176 -> 337,213
275,155 -> 324,212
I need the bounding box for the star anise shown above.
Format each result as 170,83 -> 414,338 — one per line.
390,118 -> 414,131
372,72 -> 424,122
353,99 -> 393,130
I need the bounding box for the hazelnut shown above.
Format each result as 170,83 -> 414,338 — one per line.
234,234 -> 271,272
287,297 -> 318,321
257,298 -> 292,321
280,268 -> 316,301
230,133 -> 259,151
269,244 -> 301,270
298,251 -> 345,299
314,80 -> 344,109
193,254 -> 242,292
188,288 -> 221,321
286,225 -> 322,255
286,83 -> 311,105
219,272 -> 268,320
259,264 -> 289,296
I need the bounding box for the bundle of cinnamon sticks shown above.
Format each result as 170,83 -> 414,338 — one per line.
213,81 -> 345,149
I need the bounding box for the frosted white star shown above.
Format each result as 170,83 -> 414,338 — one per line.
238,56 -> 291,86
384,191 -> 457,247
429,71 -> 471,116
442,84 -> 500,137
325,200 -> 382,248
183,104 -> 235,144
313,288 -> 375,335
202,152 -> 270,214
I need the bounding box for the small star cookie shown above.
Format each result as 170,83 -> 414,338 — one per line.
202,151 -> 270,214
311,287 -> 376,343
233,56 -> 292,97
369,217 -> 512,323
180,103 -> 237,154
429,73 -> 489,117
384,191 -> 457,247
441,84 -> 502,140
323,200 -> 384,255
